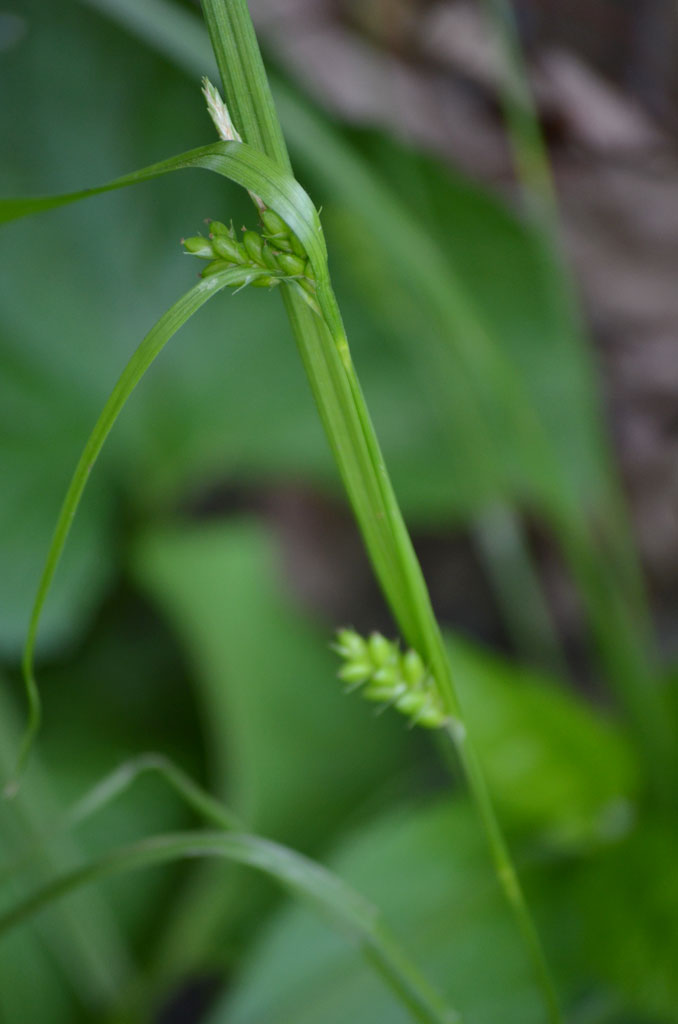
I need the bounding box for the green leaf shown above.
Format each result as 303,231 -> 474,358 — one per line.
0,828 -> 459,1024
132,519 -> 410,845
446,636 -> 639,847
0,682 -> 131,1020
570,816 -> 678,1022
208,800 -> 547,1024
0,139 -> 324,267
131,519 -> 414,971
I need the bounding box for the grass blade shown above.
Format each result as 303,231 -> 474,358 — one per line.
202,2 -> 562,1019
78,0 -> 670,777
201,0 -> 290,170
0,140 -> 321,250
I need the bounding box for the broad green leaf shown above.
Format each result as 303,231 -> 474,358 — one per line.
132,519 -> 413,972
132,519 -> 410,844
0,828 -> 458,1024
571,816 -> 678,1022
447,636 -> 639,847
208,800 -> 547,1024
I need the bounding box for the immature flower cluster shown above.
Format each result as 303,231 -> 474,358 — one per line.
333,629 -> 448,729
182,211 -> 319,312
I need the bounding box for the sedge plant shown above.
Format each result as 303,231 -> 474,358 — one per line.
0,1 -> 565,1020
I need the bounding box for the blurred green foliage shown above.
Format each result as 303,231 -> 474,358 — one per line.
1,2 -> 676,1023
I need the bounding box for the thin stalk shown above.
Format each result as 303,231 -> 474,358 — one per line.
66,753 -> 243,833
201,1 -> 562,1019
0,753 -> 242,884
482,0 -> 557,225
474,504 -> 567,677
451,725 -> 562,1024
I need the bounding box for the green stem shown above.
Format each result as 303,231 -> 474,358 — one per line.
450,724 -> 563,1024
201,1 -> 562,1019
65,753 -> 243,832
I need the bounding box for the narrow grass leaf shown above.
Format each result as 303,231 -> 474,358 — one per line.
13,267 -> 267,781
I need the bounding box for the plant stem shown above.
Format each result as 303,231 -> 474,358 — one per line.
201,1 -> 563,1019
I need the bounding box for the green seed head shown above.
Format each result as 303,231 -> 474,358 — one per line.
334,629 -> 446,729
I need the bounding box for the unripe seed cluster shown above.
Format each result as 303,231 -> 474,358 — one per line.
333,629 -> 447,729
182,211 -> 317,307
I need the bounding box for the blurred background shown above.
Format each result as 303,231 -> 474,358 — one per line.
0,1 -> 676,1022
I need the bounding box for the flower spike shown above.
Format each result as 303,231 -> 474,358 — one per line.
333,629 -> 448,729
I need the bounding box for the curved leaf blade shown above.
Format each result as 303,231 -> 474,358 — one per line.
0,140 -> 325,270
11,267 -> 269,783
0,139 -> 342,337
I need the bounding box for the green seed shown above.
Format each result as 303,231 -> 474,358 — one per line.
338,662 -> 372,685
209,220 -> 231,237
413,704 -> 446,729
290,233 -> 306,258
261,244 -> 281,271
363,683 -> 406,703
250,274 -> 280,288
402,649 -> 425,686
335,629 -> 368,660
276,252 -> 306,276
182,236 -> 214,259
212,234 -> 245,262
243,230 -> 264,264
201,259 -> 234,278
261,209 -> 287,238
